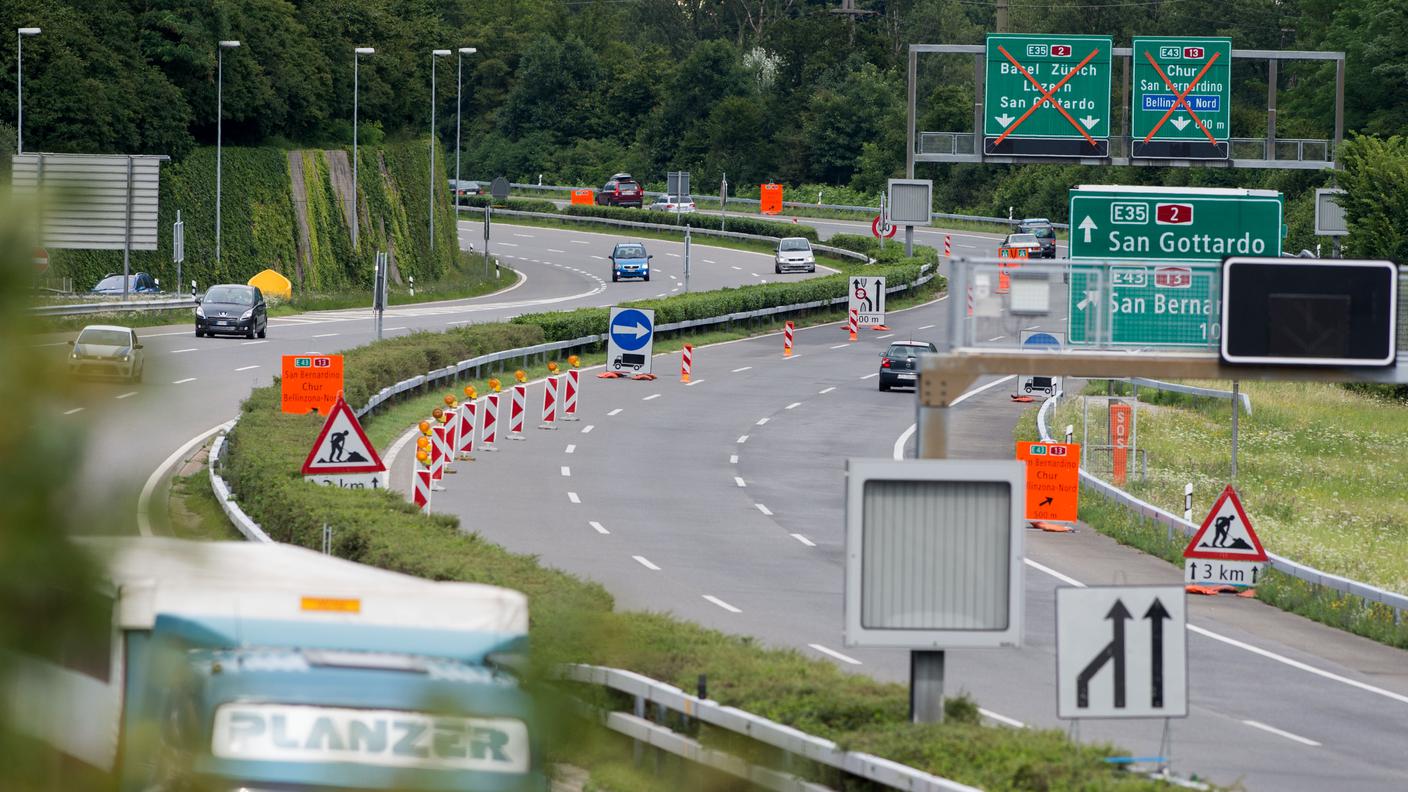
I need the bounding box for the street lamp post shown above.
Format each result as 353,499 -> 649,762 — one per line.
430,49 -> 450,253
454,47 -> 477,215
352,47 -> 374,250
16,27 -> 40,153
215,40 -> 240,264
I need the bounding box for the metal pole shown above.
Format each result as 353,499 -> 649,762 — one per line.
352,53 -> 360,250
906,47 -> 916,179
909,650 -> 945,723
684,225 -> 691,292
1333,56 -> 1345,167
122,156 -> 134,300
16,31 -> 22,154
1230,380 -> 1240,479
1266,59 -> 1278,162
430,52 -> 436,253
483,204 -> 491,276
216,46 -> 223,263
455,51 -> 463,215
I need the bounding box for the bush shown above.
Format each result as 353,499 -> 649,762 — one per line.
561,204 -> 820,241
460,195 -> 561,214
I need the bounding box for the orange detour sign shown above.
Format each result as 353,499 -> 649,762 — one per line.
1183,486 -> 1267,588
759,183 -> 783,215
997,246 -> 1027,293
1016,441 -> 1080,523
1108,399 -> 1132,484
570,188 -> 595,206
281,354 -> 345,415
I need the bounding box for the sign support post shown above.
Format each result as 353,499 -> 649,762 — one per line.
173,210 -> 184,297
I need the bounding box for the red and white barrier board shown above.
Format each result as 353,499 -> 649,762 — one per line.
562,369 -> 580,420
783,321 -> 794,357
539,376 -> 559,429
457,401 -> 477,459
509,384 -> 527,439
681,344 -> 693,383
412,465 -> 432,514
481,393 -> 500,449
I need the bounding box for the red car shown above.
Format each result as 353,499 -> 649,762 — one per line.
596,173 -> 644,208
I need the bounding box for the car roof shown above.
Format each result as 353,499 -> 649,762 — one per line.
889,340 -> 934,347
208,283 -> 255,289
779,236 -> 811,243
81,324 -> 134,333
1019,218 -> 1051,224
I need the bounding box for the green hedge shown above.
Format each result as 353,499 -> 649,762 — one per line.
460,195 -> 561,214
561,204 -> 820,242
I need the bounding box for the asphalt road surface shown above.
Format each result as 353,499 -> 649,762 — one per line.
398,290 -> 1408,791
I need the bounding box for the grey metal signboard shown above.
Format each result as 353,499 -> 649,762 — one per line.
667,171 -> 690,197
886,179 -> 932,226
11,153 -> 166,250
1314,188 -> 1347,237
490,176 -> 511,200
1056,585 -> 1188,719
844,458 -> 1025,649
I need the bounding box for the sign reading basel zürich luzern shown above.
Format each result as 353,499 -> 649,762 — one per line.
984,34 -> 1112,157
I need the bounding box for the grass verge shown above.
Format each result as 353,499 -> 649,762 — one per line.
167,468 -> 246,542
1014,385 -> 1408,651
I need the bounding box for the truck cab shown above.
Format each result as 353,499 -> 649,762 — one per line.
9,538 -> 544,792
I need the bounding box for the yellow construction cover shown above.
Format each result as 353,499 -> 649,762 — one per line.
248,268 -> 292,300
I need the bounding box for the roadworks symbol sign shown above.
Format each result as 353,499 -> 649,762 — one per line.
1183,485 -> 1266,562
301,395 -> 386,475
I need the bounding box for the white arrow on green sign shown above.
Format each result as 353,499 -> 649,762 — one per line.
1131,37 -> 1232,159
984,34 -> 1112,155
1068,186 -> 1283,262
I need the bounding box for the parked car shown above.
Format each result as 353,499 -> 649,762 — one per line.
774,237 -> 817,274
878,340 -> 937,392
68,324 -> 144,382
596,173 -> 644,208
647,194 -> 697,213
999,232 -> 1043,258
91,272 -> 160,295
196,283 -> 267,338
609,242 -> 651,282
1017,218 -> 1058,258
448,179 -> 483,197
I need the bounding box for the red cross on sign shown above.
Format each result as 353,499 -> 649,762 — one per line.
1141,49 -> 1222,145
994,45 -> 1103,148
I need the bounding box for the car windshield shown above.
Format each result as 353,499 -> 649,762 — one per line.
77,328 -> 131,346
1008,234 -> 1039,245
205,286 -> 254,305
779,239 -> 811,252
885,343 -> 933,357
93,275 -> 131,290
1024,226 -> 1056,239
615,245 -> 646,258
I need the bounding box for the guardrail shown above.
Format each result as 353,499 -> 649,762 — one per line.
467,205 -> 874,264
486,180 -> 1061,230
1035,394 -> 1408,622
1123,377 -> 1252,416
29,295 -> 197,316
564,664 -> 980,792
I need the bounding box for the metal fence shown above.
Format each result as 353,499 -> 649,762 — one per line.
29,295 -> 197,316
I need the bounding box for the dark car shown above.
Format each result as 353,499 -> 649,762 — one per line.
449,179 -> 483,197
196,284 -> 267,339
92,272 -> 161,295
1017,218 -> 1058,258
878,340 -> 937,392
596,173 -> 644,208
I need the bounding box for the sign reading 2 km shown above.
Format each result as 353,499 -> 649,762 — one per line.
1131,37 -> 1232,159
984,34 -> 1112,158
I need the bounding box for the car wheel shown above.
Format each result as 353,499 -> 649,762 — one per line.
246,324 -> 257,339
643,273 -> 650,282
258,323 -> 267,339
195,328 -> 203,337
132,364 -> 144,384
612,272 -> 619,282
775,265 -> 782,274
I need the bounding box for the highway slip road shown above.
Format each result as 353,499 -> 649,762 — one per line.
50,218 -> 820,535
416,294 -> 1408,791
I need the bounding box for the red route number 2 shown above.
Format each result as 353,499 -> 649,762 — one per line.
1155,203 -> 1194,225
1051,44 -> 1072,57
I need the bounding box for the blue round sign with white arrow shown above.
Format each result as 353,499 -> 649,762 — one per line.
610,308 -> 654,352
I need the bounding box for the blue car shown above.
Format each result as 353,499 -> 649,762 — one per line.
610,242 -> 652,282
91,272 -> 161,295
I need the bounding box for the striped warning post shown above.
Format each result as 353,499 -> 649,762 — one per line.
783,321 -> 794,357
457,401 -> 477,459
539,376 -> 559,429
480,393 -> 500,451
966,282 -> 974,317
442,407 -> 458,473
509,384 -> 527,440
680,344 -> 693,382
412,461 -> 433,514
430,424 -> 448,489
848,308 -> 858,342
562,369 -> 580,421
944,233 -> 951,258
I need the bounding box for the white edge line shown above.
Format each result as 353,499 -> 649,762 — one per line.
979,708 -> 1027,728
791,533 -> 816,547
1241,719 -> 1321,747
137,418 -> 237,537
703,595 -> 741,613
808,643 -> 861,665
892,424 -> 917,460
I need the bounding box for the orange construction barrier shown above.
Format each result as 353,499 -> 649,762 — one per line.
570,188 -> 594,206
760,183 -> 783,215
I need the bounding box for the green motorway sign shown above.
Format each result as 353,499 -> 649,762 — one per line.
1068,186 -> 1283,261
984,34 -> 1112,157
1067,263 -> 1221,347
1131,37 -> 1232,159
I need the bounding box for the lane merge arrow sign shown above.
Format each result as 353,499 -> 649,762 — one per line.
1057,585 -> 1188,719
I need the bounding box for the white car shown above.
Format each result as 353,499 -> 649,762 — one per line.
68,324 -> 145,382
774,237 -> 816,273
647,194 -> 696,213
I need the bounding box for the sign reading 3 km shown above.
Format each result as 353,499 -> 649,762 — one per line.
984,34 -> 1112,158
1131,37 -> 1232,160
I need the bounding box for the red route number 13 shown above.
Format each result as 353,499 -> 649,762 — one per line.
1155,203 -> 1193,225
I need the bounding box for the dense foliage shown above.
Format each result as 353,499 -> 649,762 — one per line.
4,1 -> 1406,253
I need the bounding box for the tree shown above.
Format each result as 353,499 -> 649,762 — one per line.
1337,134 -> 1408,262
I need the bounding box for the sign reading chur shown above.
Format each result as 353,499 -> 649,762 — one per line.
1016,441 -> 1080,522
1131,37 -> 1232,159
281,355 -> 345,415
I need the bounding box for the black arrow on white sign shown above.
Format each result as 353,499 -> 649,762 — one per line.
1144,597 -> 1171,708
1076,599 -> 1130,709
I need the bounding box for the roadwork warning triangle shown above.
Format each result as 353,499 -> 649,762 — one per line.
301,395 -> 386,475
1183,486 -> 1266,562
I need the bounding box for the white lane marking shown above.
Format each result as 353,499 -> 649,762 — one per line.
64,407 -> 85,415
791,533 -> 816,547
513,233 -> 533,238
236,364 -> 260,372
891,375 -> 1020,461
876,333 -> 894,339
633,555 -> 661,571
1024,325 -> 1041,331
734,476 -> 746,488
170,347 -> 197,354
385,327 -> 407,332
590,521 -> 610,535
737,435 -> 749,444
567,491 -> 581,504
565,444 -> 576,454
830,343 -> 849,349
703,259 -> 716,264
137,419 -> 235,537
703,595 -> 741,613
819,387 -> 836,394
499,242 -> 519,247
115,391 -> 137,400
756,417 -> 769,426
732,366 -> 752,373
548,248 -> 565,253
980,709 -> 1027,728
654,293 -> 667,298
172,377 -> 197,385
582,424 -> 595,433
313,333 -> 338,338
667,252 -> 681,258
729,455 -> 738,464
643,393 -> 661,401
669,274 -> 678,280
918,324 -> 935,330
1242,720 -> 1321,747
561,466 -> 571,477
571,239 -> 589,245
731,266 -> 742,270
686,379 -> 703,386
860,373 -> 878,380
241,339 -> 267,346
608,408 -> 623,416
785,402 -> 801,410
590,255 -> 605,260
1026,557 -> 1085,587
755,503 -> 773,516
893,423 -> 917,460
784,352 -> 799,359
808,643 -> 861,665
987,335 -> 1005,342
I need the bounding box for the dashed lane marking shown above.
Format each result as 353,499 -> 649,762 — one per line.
755,503 -> 773,516
785,402 -> 801,410
582,425 -> 595,433
116,391 -> 137,400
732,366 -> 752,373
64,407 -> 84,415
734,476 -> 746,488
561,466 -> 571,477
608,408 -> 623,416
643,394 -> 661,401
808,644 -> 860,665
703,595 -> 741,613
565,444 -> 576,454
172,377 -> 197,385
633,555 -> 661,571
236,365 -> 260,372
567,492 -> 581,504
737,435 -> 749,444
590,521 -> 610,534
819,387 -> 836,394
791,534 -> 816,547
860,373 -> 878,380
